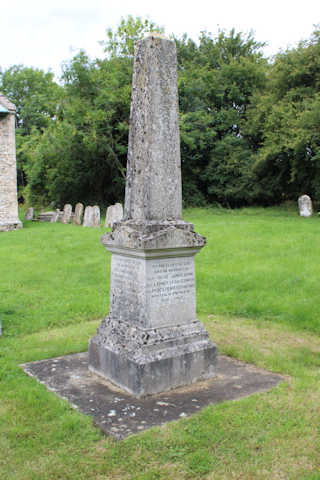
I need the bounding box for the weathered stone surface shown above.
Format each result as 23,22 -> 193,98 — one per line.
38,211 -> 56,222
89,36 -> 218,397
89,334 -> 218,397
0,94 -> 22,232
83,206 -> 93,227
114,255 -> 193,328
105,203 -> 123,228
22,352 -> 284,439
105,206 -> 112,228
298,194 -> 313,217
103,220 -> 205,250
50,210 -> 60,223
61,204 -> 72,224
124,36 -> 182,222
24,207 -> 34,220
92,205 -> 101,227
89,242 -> 217,397
73,203 -> 84,225
114,202 -> 123,220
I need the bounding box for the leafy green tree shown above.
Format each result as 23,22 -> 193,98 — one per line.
0,65 -> 61,135
176,29 -> 268,206
25,17 -> 165,207
21,18 -> 273,209
247,27 -> 320,205
0,66 -> 62,192
25,52 -> 131,206
101,15 -> 164,58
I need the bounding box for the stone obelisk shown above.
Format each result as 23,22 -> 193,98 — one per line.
0,94 -> 22,232
88,35 -> 218,397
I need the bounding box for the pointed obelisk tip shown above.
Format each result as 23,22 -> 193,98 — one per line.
147,31 -> 168,40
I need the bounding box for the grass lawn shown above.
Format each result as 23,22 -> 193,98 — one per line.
1,206 -> 320,479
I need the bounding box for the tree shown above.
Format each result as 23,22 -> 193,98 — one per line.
16,19 -> 274,209
24,17 -> 165,207
101,15 -> 164,58
247,26 -> 320,205
0,66 -> 62,193
176,29 -> 268,206
0,65 -> 61,135
25,52 -> 130,206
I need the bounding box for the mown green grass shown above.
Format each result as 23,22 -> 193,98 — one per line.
1,220 -> 108,336
184,206 -> 320,333
1,207 -> 320,479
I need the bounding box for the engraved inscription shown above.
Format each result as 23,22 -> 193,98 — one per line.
112,256 -> 141,294
110,255 -> 146,325
147,258 -> 195,304
112,255 -> 139,290
109,254 -> 197,327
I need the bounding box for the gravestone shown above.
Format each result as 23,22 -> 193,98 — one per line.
89,35 -> 218,398
298,195 -> 313,217
50,210 -> 60,223
24,207 -> 34,220
73,203 -> 84,225
0,94 -> 22,232
38,211 -> 56,222
105,203 -> 123,228
92,205 -> 101,227
61,204 -> 72,224
83,206 -> 93,227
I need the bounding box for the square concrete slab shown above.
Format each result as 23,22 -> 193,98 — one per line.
22,353 -> 283,439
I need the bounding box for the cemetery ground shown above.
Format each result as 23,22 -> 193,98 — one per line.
1,206 -> 320,479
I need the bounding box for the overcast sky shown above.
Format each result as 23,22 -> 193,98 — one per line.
1,0 -> 319,80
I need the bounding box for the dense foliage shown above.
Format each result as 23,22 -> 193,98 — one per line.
0,66 -> 62,192
247,29 -> 320,205
176,30 -> 267,206
1,17 -> 319,209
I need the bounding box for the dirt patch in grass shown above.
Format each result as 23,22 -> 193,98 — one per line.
205,314 -> 320,361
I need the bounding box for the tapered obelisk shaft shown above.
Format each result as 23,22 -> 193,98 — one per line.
124,35 -> 182,221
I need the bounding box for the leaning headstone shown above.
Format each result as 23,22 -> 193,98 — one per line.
24,207 -> 34,220
105,205 -> 113,228
38,211 -> 56,222
114,202 -> 123,220
50,209 -> 60,223
73,203 -> 84,225
298,195 -> 313,217
89,35 -> 218,397
61,204 -> 72,224
0,94 -> 23,231
83,206 -> 93,227
105,203 -> 123,228
92,205 -> 101,227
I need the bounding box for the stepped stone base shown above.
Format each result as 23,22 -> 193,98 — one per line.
22,351 -> 284,439
89,318 -> 218,398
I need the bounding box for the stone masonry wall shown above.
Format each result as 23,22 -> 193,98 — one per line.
0,94 -> 22,231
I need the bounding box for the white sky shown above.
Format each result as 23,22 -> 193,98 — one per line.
1,0 -> 319,80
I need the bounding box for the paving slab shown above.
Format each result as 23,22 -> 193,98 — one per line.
21,353 -> 284,440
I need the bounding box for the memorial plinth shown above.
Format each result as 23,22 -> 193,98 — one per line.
89,36 -> 218,397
